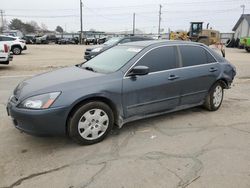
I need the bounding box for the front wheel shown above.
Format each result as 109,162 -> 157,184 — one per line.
204,82 -> 224,111
68,101 -> 114,145
12,46 -> 22,55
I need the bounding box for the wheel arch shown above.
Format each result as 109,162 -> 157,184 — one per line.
66,96 -> 119,135
11,44 -> 22,51
217,78 -> 229,89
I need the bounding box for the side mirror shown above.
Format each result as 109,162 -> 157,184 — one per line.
127,66 -> 149,77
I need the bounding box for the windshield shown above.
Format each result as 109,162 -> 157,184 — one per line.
81,46 -> 142,73
103,37 -> 122,46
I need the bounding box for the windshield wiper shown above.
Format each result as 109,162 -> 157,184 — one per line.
83,66 -> 96,72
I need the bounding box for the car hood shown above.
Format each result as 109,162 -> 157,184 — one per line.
14,66 -> 104,100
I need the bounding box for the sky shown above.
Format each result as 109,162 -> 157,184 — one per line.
1,0 -> 250,33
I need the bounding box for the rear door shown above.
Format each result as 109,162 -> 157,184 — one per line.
177,45 -> 220,105
122,46 -> 182,118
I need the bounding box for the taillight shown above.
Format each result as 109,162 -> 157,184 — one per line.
4,44 -> 8,53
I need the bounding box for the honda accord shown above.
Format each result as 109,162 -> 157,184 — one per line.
7,41 -> 236,145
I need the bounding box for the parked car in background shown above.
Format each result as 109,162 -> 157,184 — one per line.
46,35 -> 58,43
0,42 -> 13,65
7,41 -> 236,145
0,35 -> 27,55
57,37 -> 79,45
84,36 -> 97,45
35,35 -> 49,44
22,35 -> 36,44
97,36 -> 108,44
84,36 -> 154,60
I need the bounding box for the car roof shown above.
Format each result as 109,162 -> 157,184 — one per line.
120,40 -> 205,48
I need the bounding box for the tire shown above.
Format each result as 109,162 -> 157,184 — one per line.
204,82 -> 224,111
246,47 -> 250,53
12,46 -> 22,55
68,101 -> 114,145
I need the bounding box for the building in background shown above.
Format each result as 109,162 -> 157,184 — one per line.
232,14 -> 250,39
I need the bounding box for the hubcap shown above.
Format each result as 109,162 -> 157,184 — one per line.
213,85 -> 223,108
13,48 -> 20,54
78,109 -> 109,140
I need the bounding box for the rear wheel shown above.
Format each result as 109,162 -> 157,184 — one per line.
68,101 -> 114,145
204,82 -> 224,111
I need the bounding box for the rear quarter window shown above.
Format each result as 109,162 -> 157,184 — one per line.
179,45 -> 208,67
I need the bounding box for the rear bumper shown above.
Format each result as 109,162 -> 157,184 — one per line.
7,100 -> 68,136
9,53 -> 13,61
0,53 -> 11,64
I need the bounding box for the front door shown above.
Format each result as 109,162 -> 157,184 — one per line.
122,46 -> 181,118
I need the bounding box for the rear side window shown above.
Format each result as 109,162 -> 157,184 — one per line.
206,51 -> 216,63
179,46 -> 208,67
136,46 -> 177,72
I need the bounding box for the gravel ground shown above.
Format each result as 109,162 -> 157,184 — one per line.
0,45 -> 250,188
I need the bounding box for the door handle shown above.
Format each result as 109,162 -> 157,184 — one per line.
209,67 -> 218,72
168,75 -> 179,80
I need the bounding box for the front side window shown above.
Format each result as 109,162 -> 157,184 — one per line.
179,46 -> 208,67
136,46 -> 177,72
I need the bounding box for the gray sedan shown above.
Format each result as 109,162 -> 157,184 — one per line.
7,41 -> 236,145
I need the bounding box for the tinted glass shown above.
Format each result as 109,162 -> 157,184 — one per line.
120,39 -> 131,44
82,46 -> 141,73
179,46 -> 209,67
1,37 -> 15,41
136,46 -> 177,72
206,51 -> 216,63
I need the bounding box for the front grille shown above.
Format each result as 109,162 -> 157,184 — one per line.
85,52 -> 90,55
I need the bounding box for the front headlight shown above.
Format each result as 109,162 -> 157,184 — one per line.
18,92 -> 61,109
92,47 -> 102,52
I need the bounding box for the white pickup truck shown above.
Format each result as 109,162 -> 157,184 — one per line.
0,42 -> 13,65
0,35 -> 27,55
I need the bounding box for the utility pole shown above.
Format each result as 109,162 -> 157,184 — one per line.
240,4 -> 245,15
80,0 -> 83,44
0,10 -> 4,33
158,4 -> 162,38
132,13 -> 135,35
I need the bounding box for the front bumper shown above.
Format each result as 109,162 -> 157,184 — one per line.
7,99 -> 69,136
